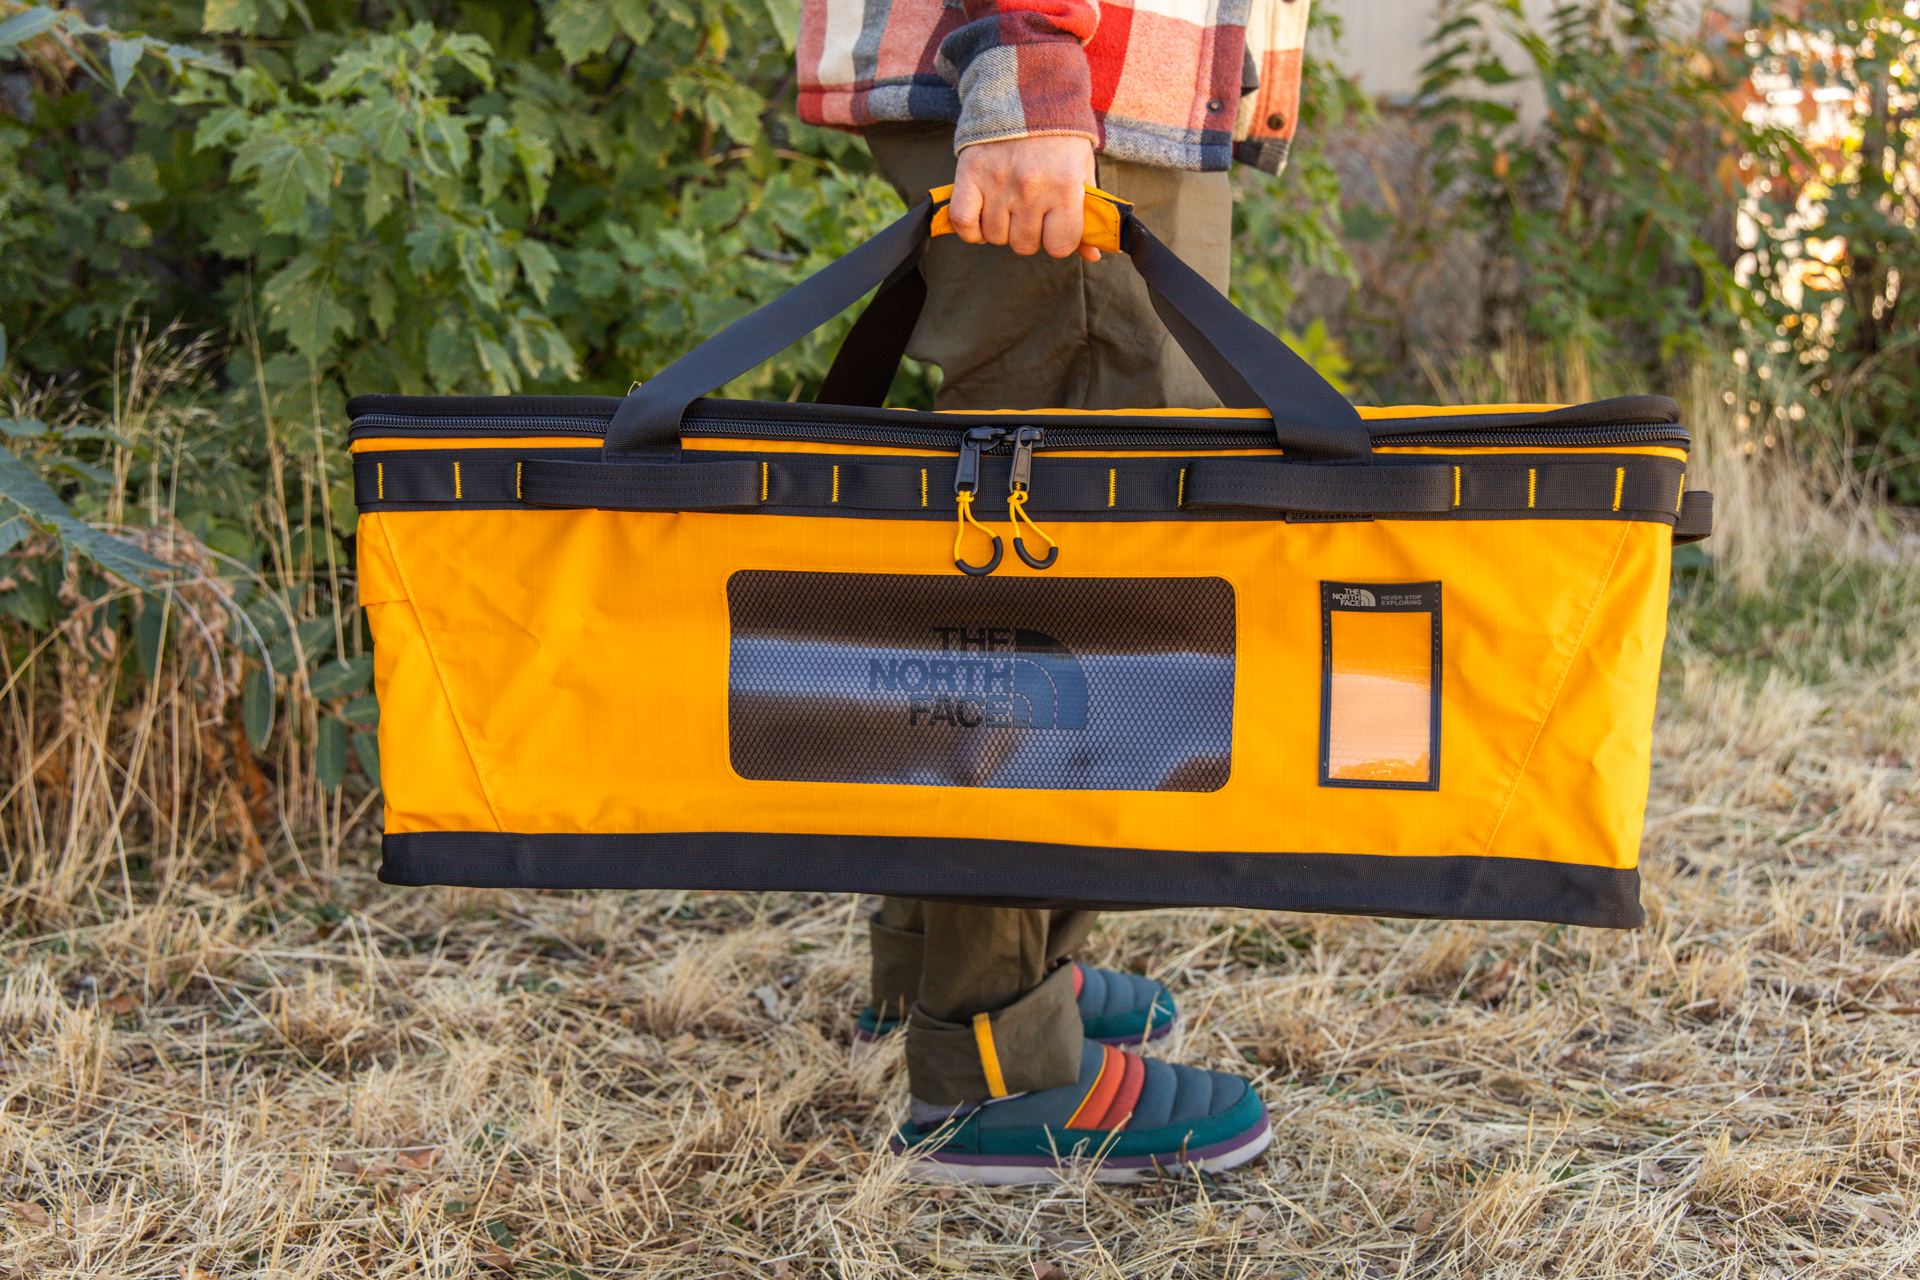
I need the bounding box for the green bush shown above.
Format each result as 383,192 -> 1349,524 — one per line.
1740,0 -> 1920,502
1416,0 -> 1919,497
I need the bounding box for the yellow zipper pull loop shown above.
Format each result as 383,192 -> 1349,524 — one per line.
1007,426 -> 1058,570
952,426 -> 1004,576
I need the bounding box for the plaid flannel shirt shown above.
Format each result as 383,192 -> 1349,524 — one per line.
797,0 -> 1310,174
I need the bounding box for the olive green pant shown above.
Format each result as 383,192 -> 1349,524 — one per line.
861,123 -> 1231,1106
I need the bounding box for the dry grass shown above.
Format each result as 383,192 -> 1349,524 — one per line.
3,370 -> 1919,1277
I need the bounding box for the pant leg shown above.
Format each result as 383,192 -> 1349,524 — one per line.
868,898 -> 1096,1022
868,897 -> 926,1024
860,123 -> 1226,1103
902,904 -> 1099,1106
862,122 -> 1232,412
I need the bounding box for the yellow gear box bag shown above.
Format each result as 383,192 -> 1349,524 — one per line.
348,189 -> 1711,929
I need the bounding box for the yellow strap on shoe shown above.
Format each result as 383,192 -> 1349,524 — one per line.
972,1012 -> 1009,1098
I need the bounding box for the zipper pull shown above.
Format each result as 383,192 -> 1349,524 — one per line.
953,426 -> 1005,576
1007,426 -> 1058,570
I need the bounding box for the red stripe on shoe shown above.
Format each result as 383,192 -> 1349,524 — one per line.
1072,963 -> 1084,1000
1093,1049 -> 1146,1130
1064,1045 -> 1123,1129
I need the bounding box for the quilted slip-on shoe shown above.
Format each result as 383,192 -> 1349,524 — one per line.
888,1040 -> 1271,1185
856,963 -> 1176,1045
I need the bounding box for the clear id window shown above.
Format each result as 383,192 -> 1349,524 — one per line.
1319,582 -> 1441,790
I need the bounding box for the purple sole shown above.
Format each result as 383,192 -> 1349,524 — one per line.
888,1116 -> 1273,1185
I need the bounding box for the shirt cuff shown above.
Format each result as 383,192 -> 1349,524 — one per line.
939,22 -> 1098,151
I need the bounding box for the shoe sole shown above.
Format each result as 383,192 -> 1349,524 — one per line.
855,1013 -> 1178,1047
892,1114 -> 1272,1186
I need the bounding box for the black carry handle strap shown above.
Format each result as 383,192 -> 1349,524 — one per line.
606,192 -> 1371,462
813,245 -> 929,409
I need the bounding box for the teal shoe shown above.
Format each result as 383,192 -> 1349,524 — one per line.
889,1040 -> 1271,1185
855,963 -> 1176,1045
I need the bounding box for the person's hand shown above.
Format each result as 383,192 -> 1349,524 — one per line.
948,135 -> 1101,262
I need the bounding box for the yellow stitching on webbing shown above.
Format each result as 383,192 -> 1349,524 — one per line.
1527,468 -> 1536,508
920,469 -> 928,507
1453,466 -> 1461,508
1107,468 -> 1116,508
1677,471 -> 1686,513
516,461 -> 522,501
377,463 -> 384,501
972,1012 -> 1009,1098
832,465 -> 839,503
1178,467 -> 1186,506
761,462 -> 769,502
454,461 -> 462,500
1612,466 -> 1625,512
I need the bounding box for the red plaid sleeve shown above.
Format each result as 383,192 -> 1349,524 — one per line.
935,0 -> 1102,150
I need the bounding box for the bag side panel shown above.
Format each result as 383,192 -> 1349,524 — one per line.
360,514 -> 503,834
1479,521 -> 1669,867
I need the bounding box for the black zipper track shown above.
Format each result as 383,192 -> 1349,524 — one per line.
348,413 -> 1689,453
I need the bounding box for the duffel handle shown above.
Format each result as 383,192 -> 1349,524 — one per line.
604,186 -> 1371,463
924,182 -> 1131,253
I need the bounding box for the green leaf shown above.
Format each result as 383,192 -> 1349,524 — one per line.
352,729 -> 380,786
307,655 -> 372,700
513,134 -> 553,214
546,0 -> 615,64
316,717 -> 348,791
0,447 -> 72,521
243,666 -> 274,749
232,136 -> 333,233
610,0 -> 654,46
515,239 -> 559,304
268,616 -> 336,674
201,0 -> 260,35
261,257 -> 357,362
0,419 -> 48,438
135,595 -> 169,676
342,693 -> 379,727
46,456 -> 112,485
0,514 -> 29,557
0,7 -> 59,49
760,0 -> 798,54
0,448 -> 172,586
0,567 -> 56,630
107,37 -> 147,94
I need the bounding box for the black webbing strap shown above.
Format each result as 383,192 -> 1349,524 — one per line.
1185,460 -> 1452,513
606,194 -> 1370,461
367,451 -> 1697,531
1673,489 -> 1713,544
605,201 -> 939,455
812,250 -> 928,410
519,458 -> 762,510
352,453 -> 761,511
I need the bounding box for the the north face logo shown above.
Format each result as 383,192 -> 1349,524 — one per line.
1332,587 -> 1378,608
866,627 -> 1088,729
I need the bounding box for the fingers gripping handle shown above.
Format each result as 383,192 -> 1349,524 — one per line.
926,182 -> 1131,254
604,187 -> 1369,462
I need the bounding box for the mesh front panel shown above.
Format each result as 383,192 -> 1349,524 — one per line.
726,572 -> 1236,791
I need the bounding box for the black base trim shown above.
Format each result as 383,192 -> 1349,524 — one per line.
377,832 -> 1644,929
